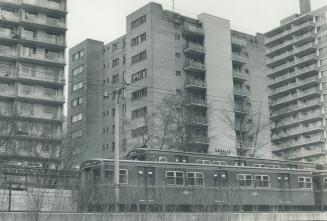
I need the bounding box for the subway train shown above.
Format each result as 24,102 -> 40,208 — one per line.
79,148 -> 327,212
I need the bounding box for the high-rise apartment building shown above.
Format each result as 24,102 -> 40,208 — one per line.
67,2 -> 270,163
0,0 -> 66,163
266,0 -> 327,162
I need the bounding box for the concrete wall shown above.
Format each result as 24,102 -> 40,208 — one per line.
199,14 -> 236,155
2,212 -> 327,221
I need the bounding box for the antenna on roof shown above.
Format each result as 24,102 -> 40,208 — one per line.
172,0 -> 175,14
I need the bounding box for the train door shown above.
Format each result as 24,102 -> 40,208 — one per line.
138,167 -> 155,202
277,173 -> 290,211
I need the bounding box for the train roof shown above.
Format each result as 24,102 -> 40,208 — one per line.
125,148 -> 317,166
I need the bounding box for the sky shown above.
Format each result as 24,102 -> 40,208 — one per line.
67,0 -> 327,48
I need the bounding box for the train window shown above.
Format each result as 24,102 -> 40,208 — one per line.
158,156 -> 167,162
212,161 -> 227,166
166,171 -> 184,185
187,172 -> 204,186
214,171 -> 228,187
253,164 -> 266,168
323,178 -> 327,189
254,175 -> 270,188
119,169 -> 128,184
237,174 -> 253,187
196,159 -> 211,165
298,176 -> 312,189
268,165 -> 280,168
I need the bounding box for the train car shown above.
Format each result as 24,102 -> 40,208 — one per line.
125,148 -> 318,170
79,158 -> 316,212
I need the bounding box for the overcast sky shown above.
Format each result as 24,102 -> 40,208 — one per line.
67,0 -> 327,48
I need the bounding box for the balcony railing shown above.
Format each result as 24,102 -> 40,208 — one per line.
187,117 -> 208,125
18,70 -> 65,85
22,0 -> 66,12
184,42 -> 205,55
21,33 -> 65,46
233,88 -> 251,97
266,50 -> 294,65
185,78 -> 206,89
268,61 -> 295,76
231,36 -> 247,47
184,60 -> 206,72
0,13 -> 19,22
295,54 -> 317,65
20,52 -> 65,64
189,136 -> 209,144
233,71 -> 248,80
183,24 -> 204,38
232,52 -> 248,64
269,71 -> 296,86
266,39 -> 294,54
298,87 -> 320,98
296,64 -> 318,76
17,90 -> 65,103
22,15 -> 66,29
186,98 -> 207,107
294,42 -> 316,54
271,93 -> 297,106
0,88 -> 15,97
269,82 -> 297,96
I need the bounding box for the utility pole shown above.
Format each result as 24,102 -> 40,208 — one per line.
106,82 -> 128,213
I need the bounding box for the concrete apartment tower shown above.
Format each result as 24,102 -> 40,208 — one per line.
265,0 -> 327,162
0,0 -> 66,163
67,2 -> 270,162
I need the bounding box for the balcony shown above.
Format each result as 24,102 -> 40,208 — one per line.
293,32 -> 315,45
266,39 -> 294,55
287,148 -> 325,160
184,60 -> 206,73
267,61 -> 295,76
268,82 -> 297,97
185,98 -> 207,108
292,21 -> 315,34
182,24 -> 204,39
186,117 -> 208,126
17,90 -> 65,104
272,125 -> 324,142
272,112 -> 322,130
266,50 -> 294,67
185,78 -> 206,90
0,87 -> 16,99
296,64 -> 318,77
268,71 -> 296,87
17,70 -> 65,86
294,42 -> 316,56
231,35 -> 247,48
232,52 -> 248,64
19,52 -> 65,66
298,87 -> 320,99
0,48 -> 17,60
270,93 -> 297,107
234,105 -> 251,114
295,54 -> 317,66
233,88 -> 251,97
271,100 -> 322,119
233,71 -> 248,81
0,66 -> 16,80
21,15 -> 66,30
273,137 -> 324,153
188,136 -> 209,145
265,29 -> 293,45
17,112 -> 64,122
0,12 -> 20,24
183,42 -> 205,57
22,0 -> 67,13
20,33 -> 65,48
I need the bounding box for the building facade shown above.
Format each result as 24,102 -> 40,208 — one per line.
265,1 -> 327,162
0,0 -> 67,164
67,2 -> 270,162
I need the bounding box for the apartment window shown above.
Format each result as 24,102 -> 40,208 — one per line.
187,172 -> 204,186
131,69 -> 147,83
175,34 -> 181,40
212,161 -> 227,166
131,33 -> 146,47
323,178 -> 327,189
166,171 -> 184,185
176,71 -> 181,76
131,88 -> 147,101
72,81 -> 83,91
255,175 -> 270,188
131,126 -> 147,138
131,15 -> 146,29
71,130 -> 82,139
112,142 -> 115,151
112,74 -> 119,84
131,106 -> 147,119
21,84 -> 33,94
73,49 -> 84,61
71,113 -> 82,123
119,169 -> 128,184
196,159 -> 211,165
298,177 -> 312,189
23,46 -> 36,56
71,97 -> 83,107
72,65 -> 84,76
237,174 -> 253,187
175,52 -> 181,59
131,51 -> 147,64
112,108 -> 115,117
123,139 -> 127,151
122,104 -> 127,117
112,58 -> 119,67
112,42 -> 119,51
112,125 -> 115,135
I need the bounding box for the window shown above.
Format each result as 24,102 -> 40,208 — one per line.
119,169 -> 128,184
212,161 -> 227,166
112,74 -> 119,84
175,52 -> 181,59
131,15 -> 146,29
237,174 -> 253,187
255,175 -> 270,188
71,113 -> 82,123
323,177 -> 327,189
131,106 -> 147,119
187,172 -> 204,186
253,164 -> 266,168
131,88 -> 147,101
131,51 -> 147,64
176,71 -> 181,76
131,69 -> 147,83
131,33 -> 146,47
131,126 -> 147,138
73,49 -> 84,61
196,159 -> 211,165
72,65 -> 84,76
72,81 -> 83,91
71,130 -> 82,139
158,156 -> 167,162
112,58 -> 119,67
71,97 -> 83,107
122,104 -> 127,117
166,171 -> 184,185
298,176 -> 312,189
